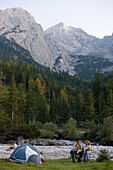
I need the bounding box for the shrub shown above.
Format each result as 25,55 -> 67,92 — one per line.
80,120 -> 96,129
0,136 -> 5,143
17,123 -> 41,139
96,149 -> 110,162
40,122 -> 60,139
63,118 -> 77,140
99,136 -> 111,146
40,130 -> 54,139
42,122 -> 59,133
47,140 -> 55,146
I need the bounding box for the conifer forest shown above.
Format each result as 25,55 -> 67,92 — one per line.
0,60 -> 113,145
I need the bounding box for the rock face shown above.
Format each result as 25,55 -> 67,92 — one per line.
97,34 -> 113,60
45,22 -> 98,55
44,33 -> 76,75
45,23 -> 113,76
0,36 -> 40,65
0,8 -> 52,67
45,22 -> 113,60
0,8 -> 113,77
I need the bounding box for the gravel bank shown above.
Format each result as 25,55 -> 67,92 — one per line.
0,144 -> 113,160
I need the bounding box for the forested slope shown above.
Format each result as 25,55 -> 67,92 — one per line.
0,60 -> 113,145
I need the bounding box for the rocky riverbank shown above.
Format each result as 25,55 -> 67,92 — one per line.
0,144 -> 113,160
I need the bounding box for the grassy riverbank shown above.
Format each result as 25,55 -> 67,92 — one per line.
0,158 -> 113,170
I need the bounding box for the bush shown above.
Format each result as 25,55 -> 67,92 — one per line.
63,118 -> 77,140
40,130 -> 54,139
87,123 -> 103,142
99,136 -> 111,146
18,123 -> 41,139
96,149 -> 110,162
42,122 -> 59,133
47,140 -> 55,146
0,136 -> 5,143
80,120 -> 96,129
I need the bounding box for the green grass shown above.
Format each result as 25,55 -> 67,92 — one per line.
0,159 -> 113,170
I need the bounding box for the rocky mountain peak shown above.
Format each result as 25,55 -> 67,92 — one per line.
46,22 -> 70,36
56,22 -> 69,29
46,22 -> 88,36
0,7 -> 43,33
0,7 -> 52,66
0,8 -> 113,78
2,7 -> 26,14
45,22 -> 97,54
56,22 -> 65,27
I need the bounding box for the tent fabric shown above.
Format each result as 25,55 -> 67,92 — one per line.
25,146 -> 39,162
9,144 -> 41,164
28,155 -> 41,164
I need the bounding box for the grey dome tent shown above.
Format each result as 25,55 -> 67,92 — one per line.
9,144 -> 42,164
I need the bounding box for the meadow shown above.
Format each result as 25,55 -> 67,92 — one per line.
0,158 -> 113,170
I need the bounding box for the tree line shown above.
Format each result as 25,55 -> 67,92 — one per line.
0,60 -> 113,145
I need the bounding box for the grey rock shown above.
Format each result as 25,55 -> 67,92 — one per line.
45,22 -> 113,74
17,136 -> 25,145
45,22 -> 98,55
0,8 -> 52,67
0,144 -> 113,160
45,22 -> 113,60
6,140 -> 16,145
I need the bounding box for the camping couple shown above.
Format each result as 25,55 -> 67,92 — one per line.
70,140 -> 91,163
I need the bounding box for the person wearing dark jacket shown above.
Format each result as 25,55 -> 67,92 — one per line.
70,140 -> 83,163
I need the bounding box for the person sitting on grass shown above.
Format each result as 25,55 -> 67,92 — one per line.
70,140 -> 83,163
83,140 -> 91,162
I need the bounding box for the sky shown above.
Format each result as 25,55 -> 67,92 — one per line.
0,0 -> 113,38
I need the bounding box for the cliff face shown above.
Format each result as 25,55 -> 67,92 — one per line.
45,22 -> 97,54
45,22 -> 113,60
45,22 -> 113,75
0,8 -> 52,67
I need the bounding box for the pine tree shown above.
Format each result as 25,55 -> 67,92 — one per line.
26,78 -> 37,124
63,118 -> 77,140
107,90 -> 113,116
93,70 -> 104,122
9,75 -> 19,124
0,82 -> 11,131
68,95 -> 76,119
49,93 -> 58,123
76,92 -> 84,126
84,89 -> 95,121
18,83 -> 26,125
35,78 -> 49,123
57,88 -> 70,125
37,94 -> 49,123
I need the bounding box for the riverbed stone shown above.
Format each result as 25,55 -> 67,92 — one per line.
0,143 -> 113,160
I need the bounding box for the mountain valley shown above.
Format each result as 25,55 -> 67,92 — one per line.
0,8 -> 113,78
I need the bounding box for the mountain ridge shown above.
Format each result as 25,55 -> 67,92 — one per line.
45,22 -> 111,58
0,7 -> 52,67
0,7 -> 113,78
0,35 -> 42,67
